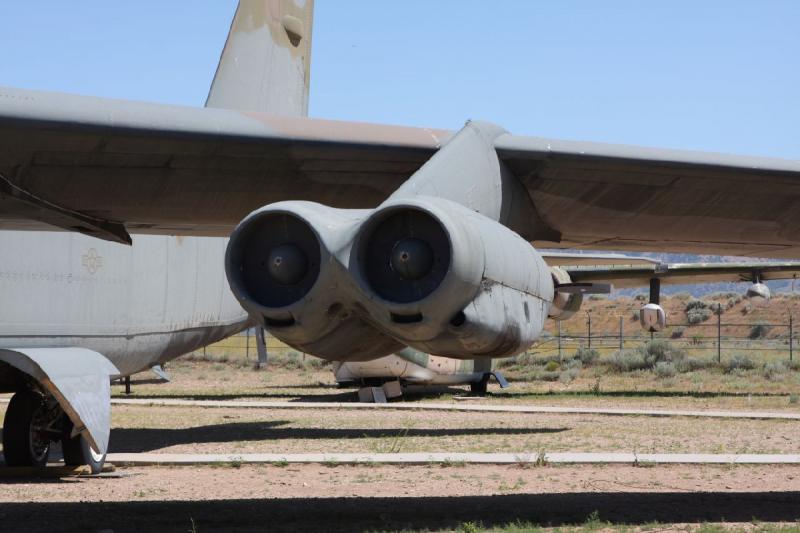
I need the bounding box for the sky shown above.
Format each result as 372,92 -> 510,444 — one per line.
0,1 -> 798,158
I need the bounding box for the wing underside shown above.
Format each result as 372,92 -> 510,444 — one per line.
2,86 -> 800,257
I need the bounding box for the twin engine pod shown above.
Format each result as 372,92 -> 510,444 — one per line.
352,197 -> 554,357
225,197 -> 556,361
225,202 -> 405,361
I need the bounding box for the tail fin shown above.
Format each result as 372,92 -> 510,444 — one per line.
206,0 -> 314,117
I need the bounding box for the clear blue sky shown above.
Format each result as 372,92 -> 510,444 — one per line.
0,1 -> 798,158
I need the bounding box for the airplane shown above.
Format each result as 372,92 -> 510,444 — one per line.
333,253 -> 796,395
2,0 -> 800,474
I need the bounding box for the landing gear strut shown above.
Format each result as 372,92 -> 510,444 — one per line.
3,389 -> 105,473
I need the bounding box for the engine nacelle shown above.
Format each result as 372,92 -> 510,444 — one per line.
640,303 -> 666,332
225,201 -> 403,361
351,197 -> 554,358
548,267 -> 583,321
746,282 -> 771,305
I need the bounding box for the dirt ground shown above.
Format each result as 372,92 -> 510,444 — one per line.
3,362 -> 800,532
2,464 -> 800,532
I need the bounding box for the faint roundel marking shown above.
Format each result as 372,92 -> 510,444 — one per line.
82,248 -> 104,275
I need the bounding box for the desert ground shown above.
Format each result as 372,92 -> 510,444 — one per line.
3,308 -> 800,532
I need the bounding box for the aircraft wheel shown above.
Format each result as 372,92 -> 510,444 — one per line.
62,419 -> 106,474
2,390 -> 52,467
470,375 -> 490,395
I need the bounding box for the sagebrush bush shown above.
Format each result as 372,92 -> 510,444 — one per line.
539,370 -> 560,381
763,361 -> 788,381
573,347 -> 599,365
559,367 -> 580,383
726,354 -> 756,372
641,339 -> 685,365
654,361 -> 677,378
607,350 -> 649,372
687,307 -> 712,324
685,299 -> 708,312
676,357 -> 712,373
670,326 -> 686,339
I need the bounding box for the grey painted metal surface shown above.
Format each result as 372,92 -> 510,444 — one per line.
226,122 -> 555,360
2,87 -> 800,256
0,231 -> 248,378
104,452 -> 800,466
206,0 -> 314,116
0,348 -> 117,454
565,260 -> 800,288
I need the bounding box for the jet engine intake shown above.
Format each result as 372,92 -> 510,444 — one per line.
225,201 -> 404,361
352,197 -> 554,358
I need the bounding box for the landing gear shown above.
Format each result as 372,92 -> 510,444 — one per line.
2,389 -> 106,473
62,419 -> 106,474
2,390 -> 59,467
470,374 -> 490,395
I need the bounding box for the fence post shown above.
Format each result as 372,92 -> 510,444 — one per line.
790,315 -> 794,362
717,303 -> 722,364
586,311 -> 592,350
246,328 -> 250,360
557,320 -> 562,360
619,316 -> 623,352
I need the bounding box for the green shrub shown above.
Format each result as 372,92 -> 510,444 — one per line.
634,293 -> 648,302
654,361 -> 677,378
685,299 -> 708,312
687,308 -> 712,324
749,322 -> 772,340
544,360 -> 560,372
573,347 -> 599,365
726,354 -> 756,372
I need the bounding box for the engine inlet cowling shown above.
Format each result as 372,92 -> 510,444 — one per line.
359,208 -> 451,304
226,211 -> 321,310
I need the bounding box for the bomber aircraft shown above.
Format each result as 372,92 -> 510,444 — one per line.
2,1 -> 800,473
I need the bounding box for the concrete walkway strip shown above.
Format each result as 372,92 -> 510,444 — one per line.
105,452 -> 800,466
106,398 -> 800,420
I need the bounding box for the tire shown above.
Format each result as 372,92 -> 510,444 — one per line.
2,390 -> 51,467
470,375 -> 489,395
62,419 -> 106,474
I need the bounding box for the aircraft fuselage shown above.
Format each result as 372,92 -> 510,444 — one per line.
0,231 -> 247,378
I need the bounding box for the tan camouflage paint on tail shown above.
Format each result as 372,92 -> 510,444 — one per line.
206,0 -> 314,116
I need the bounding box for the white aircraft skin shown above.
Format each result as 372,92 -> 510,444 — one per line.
0,231 -> 246,377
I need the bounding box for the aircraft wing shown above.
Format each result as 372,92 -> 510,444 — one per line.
561,260 -> 800,289
2,86 -> 800,257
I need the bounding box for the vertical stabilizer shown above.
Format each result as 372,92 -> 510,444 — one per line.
206,0 -> 314,117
